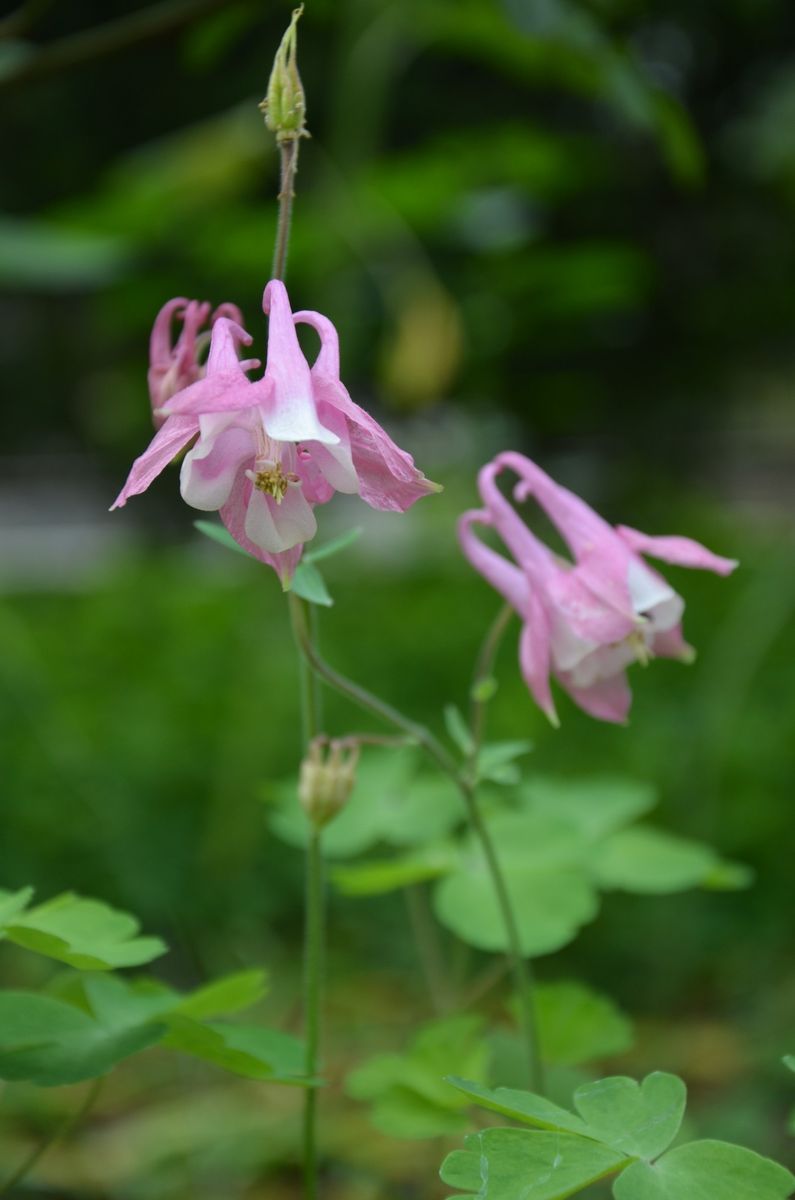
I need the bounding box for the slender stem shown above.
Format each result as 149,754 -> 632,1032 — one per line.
289,597 -> 324,1199
302,827 -> 323,1200
272,138 -> 300,282
467,601 -> 514,773
287,594 -> 543,1090
404,884 -> 450,1014
0,1078 -> 103,1197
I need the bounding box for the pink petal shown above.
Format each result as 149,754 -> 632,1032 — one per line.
457,510 -> 530,614
149,297 -> 190,369
651,624 -> 696,663
261,281 -> 339,446
219,475 -> 304,585
205,317 -> 253,376
616,526 -> 738,576
244,484 -> 317,554
559,671 -> 632,724
496,451 -> 616,561
297,309 -> 440,511
518,597 -> 558,727
179,423 -> 254,511
160,371 -> 260,417
478,460 -> 559,577
110,414 -> 197,509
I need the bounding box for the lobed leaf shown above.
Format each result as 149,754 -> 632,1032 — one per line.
613,1139 -> 795,1200
573,1072 -> 686,1161
440,1127 -> 628,1199
3,892 -> 166,970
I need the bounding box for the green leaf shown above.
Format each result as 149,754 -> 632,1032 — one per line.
476,740 -> 534,785
440,1127 -> 627,1199
0,991 -> 164,1086
172,969 -> 268,1020
162,1016 -> 310,1084
302,526 -> 363,564
573,1072 -> 686,1160
377,775 -> 464,847
434,811 -> 596,956
3,892 -> 167,969
520,776 -> 656,840
785,1055 -> 795,1073
291,562 -> 333,606
445,1078 -> 591,1137
613,1139 -> 795,1200
194,520 -> 252,558
591,827 -> 722,893
0,217 -> 130,290
518,980 -> 633,1067
470,675 -> 498,703
332,844 -> 458,896
348,1017 -> 488,1140
444,704 -> 475,756
0,886 -> 34,926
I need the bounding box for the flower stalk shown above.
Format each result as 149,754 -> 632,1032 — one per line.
287,593 -> 544,1090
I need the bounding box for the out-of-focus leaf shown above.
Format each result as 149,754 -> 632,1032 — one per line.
444,704 -> 475,756
331,843 -> 458,896
520,775 -> 657,840
513,979 -> 633,1067
590,826 -> 726,893
347,1016 -> 488,1139
0,991 -> 164,1086
3,892 -> 166,970
434,811 -> 597,955
0,217 -> 129,289
0,886 -> 34,925
162,1016 -> 309,1084
172,969 -> 268,1020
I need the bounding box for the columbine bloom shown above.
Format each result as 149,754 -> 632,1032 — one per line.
113,280 -> 439,583
147,297 -> 243,429
459,450 -> 737,725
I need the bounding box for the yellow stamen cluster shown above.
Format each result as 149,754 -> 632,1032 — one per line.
252,463 -> 296,504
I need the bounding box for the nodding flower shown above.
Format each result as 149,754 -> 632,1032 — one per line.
147,297 -> 244,429
458,451 -> 737,725
113,280 -> 440,585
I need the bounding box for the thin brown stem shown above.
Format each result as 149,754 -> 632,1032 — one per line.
272,138 -> 300,282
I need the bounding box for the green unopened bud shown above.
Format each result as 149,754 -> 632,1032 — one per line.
299,738 -> 359,830
259,5 -> 308,143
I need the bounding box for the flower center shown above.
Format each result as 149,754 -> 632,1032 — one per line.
251,461 -> 299,504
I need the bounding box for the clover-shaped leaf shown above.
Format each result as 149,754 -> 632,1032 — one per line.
613,1140 -> 795,1200
573,1073 -> 686,1160
440,1128 -> 627,1199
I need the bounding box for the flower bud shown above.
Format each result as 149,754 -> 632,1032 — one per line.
299,738 -> 359,830
259,5 -> 308,143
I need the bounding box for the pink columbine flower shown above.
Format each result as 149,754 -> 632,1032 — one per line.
147,297 -> 243,429
113,280 -> 439,583
459,450 -> 737,726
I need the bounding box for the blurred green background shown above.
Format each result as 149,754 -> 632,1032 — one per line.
1,0 -> 793,1196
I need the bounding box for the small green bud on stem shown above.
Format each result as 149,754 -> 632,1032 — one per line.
259,5 -> 308,144
299,736 -> 360,830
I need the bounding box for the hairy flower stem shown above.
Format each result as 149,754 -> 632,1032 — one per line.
287,594 -> 544,1090
0,1078 -> 103,1197
272,137 -> 300,282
